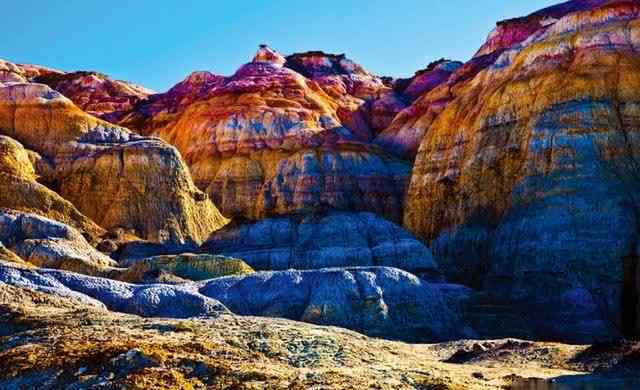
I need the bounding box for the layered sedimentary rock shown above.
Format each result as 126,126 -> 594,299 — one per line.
35,71 -> 153,121
0,74 -> 227,243
0,135 -> 105,240
118,47 -> 410,222
284,50 -> 400,138
203,211 -> 441,280
0,210 -> 118,276
404,0 -> 640,341
374,60 -> 462,158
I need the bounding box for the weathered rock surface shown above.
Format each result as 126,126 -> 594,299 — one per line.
0,135 -> 105,240
0,260 -> 471,342
0,210 -> 118,276
203,211 -> 441,280
117,253 -> 254,284
404,0 -> 640,341
0,262 -> 228,318
0,75 -> 227,243
117,47 -> 411,222
6,283 -> 622,390
374,59 -> 462,158
35,71 -> 153,121
198,267 -> 473,342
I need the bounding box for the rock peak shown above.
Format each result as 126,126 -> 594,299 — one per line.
252,45 -> 286,67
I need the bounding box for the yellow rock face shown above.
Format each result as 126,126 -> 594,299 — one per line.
117,253 -> 254,283
0,74 -> 227,244
0,135 -> 105,241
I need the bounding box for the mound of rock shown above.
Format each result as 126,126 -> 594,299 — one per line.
203,211 -> 441,280
0,262 -> 228,318
403,0 -> 640,341
0,74 -> 227,243
34,71 -> 153,121
0,135 -> 105,241
116,47 -> 411,222
199,267 -> 474,342
0,210 -> 118,276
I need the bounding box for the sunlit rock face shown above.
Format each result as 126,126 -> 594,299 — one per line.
0,135 -> 105,241
404,0 -> 640,341
284,50 -> 397,139
118,47 -> 410,222
0,70 -> 227,244
34,71 -> 153,121
202,211 -> 441,280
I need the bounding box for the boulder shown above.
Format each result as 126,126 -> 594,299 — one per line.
203,211 -> 441,280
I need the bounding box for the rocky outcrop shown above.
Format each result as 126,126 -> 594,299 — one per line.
117,253 -> 254,284
403,0 -> 640,341
199,267 -> 474,342
0,135 -> 105,240
0,76 -> 227,243
203,211 -> 441,280
117,47 -> 410,222
374,60 -> 462,158
0,262 -> 228,318
0,210 -> 118,276
34,71 -> 153,121
0,260 -> 472,342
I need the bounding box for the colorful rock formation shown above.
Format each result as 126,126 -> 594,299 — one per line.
203,211 -> 441,280
0,70 -> 227,243
0,135 -> 105,240
117,47 -> 410,222
199,267 -> 474,342
404,0 -> 640,341
374,59 -> 462,158
35,71 -> 153,121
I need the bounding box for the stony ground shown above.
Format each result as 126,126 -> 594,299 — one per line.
1,283 -> 638,390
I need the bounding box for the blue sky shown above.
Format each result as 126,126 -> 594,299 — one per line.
4,0 -> 559,91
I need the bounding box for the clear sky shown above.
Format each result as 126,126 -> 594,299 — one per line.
3,0 -> 560,92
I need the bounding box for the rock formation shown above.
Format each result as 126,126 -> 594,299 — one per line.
0,261 -> 229,318
34,71 -> 153,121
374,59 -> 462,158
199,267 -> 474,342
0,135 -> 105,241
117,253 -> 254,284
0,69 -> 227,243
203,211 -> 441,280
0,261 -> 472,342
116,47 -> 411,222
0,210 -> 119,276
403,0 -> 640,341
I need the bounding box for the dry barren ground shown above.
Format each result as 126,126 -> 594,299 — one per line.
0,284 -> 638,389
